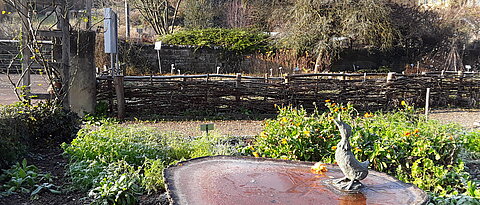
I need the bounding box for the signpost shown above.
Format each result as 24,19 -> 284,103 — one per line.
104,8 -> 125,119
200,123 -> 214,135
154,41 -> 162,74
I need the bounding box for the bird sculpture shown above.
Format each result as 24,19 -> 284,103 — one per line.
333,116 -> 369,190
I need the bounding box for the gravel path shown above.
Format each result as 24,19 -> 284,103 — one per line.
429,109 -> 480,130
133,109 -> 479,137
133,120 -> 265,137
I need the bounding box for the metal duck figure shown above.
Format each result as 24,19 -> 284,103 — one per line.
333,116 -> 369,190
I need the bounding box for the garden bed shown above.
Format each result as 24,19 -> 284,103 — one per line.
0,105 -> 479,204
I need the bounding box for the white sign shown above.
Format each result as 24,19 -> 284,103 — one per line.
154,41 -> 162,50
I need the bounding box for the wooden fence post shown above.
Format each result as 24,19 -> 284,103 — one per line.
205,74 -> 209,102
387,72 -> 396,83
114,76 -> 125,119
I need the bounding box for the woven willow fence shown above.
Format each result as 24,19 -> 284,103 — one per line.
97,71 -> 480,117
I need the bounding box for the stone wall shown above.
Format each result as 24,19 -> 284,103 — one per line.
121,43 -> 243,75
117,42 -> 480,75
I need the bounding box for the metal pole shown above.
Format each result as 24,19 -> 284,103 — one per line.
157,50 -> 162,74
125,0 -> 130,39
111,53 -> 115,77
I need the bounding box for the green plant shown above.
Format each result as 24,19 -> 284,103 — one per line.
247,102 -> 355,162
63,123 -> 239,204
160,28 -> 272,54
88,160 -> 141,205
0,159 -> 60,198
0,102 -> 80,169
141,158 -> 165,194
249,102 -> 477,197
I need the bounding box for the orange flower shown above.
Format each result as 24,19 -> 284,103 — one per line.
404,132 -> 411,136
341,107 -> 347,110
413,129 -> 419,134
331,146 -> 337,150
333,108 -> 339,112
354,147 -> 362,152
311,162 -> 328,173
253,152 -> 260,158
325,99 -> 331,102
448,136 -> 454,140
331,103 -> 337,107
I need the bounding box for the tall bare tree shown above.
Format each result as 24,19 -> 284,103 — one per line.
130,0 -> 182,35
278,0 -> 398,71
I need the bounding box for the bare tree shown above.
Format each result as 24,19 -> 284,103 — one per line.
1,0 -> 73,105
278,0 -> 398,71
130,0 -> 182,35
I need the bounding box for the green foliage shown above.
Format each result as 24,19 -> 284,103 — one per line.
141,158 -> 165,194
429,195 -> 480,205
0,159 -> 60,198
245,102 -> 355,162
249,102 -> 478,197
0,102 -> 80,169
88,161 -> 141,205
160,28 -> 272,54
63,124 -> 238,204
462,132 -> 480,158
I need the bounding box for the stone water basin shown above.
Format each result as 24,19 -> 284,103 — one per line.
164,156 -> 428,205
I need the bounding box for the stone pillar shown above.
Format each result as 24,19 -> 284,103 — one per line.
69,31 -> 96,116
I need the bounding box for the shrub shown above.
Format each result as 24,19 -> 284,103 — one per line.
248,102 -> 477,197
62,123 -> 239,204
0,102 -> 80,169
160,28 -> 272,54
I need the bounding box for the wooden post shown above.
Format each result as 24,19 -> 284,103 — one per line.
236,73 -> 241,101
205,74 -> 209,102
425,88 -> 430,119
387,72 -> 396,83
85,0 -> 92,30
114,76 -> 125,119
